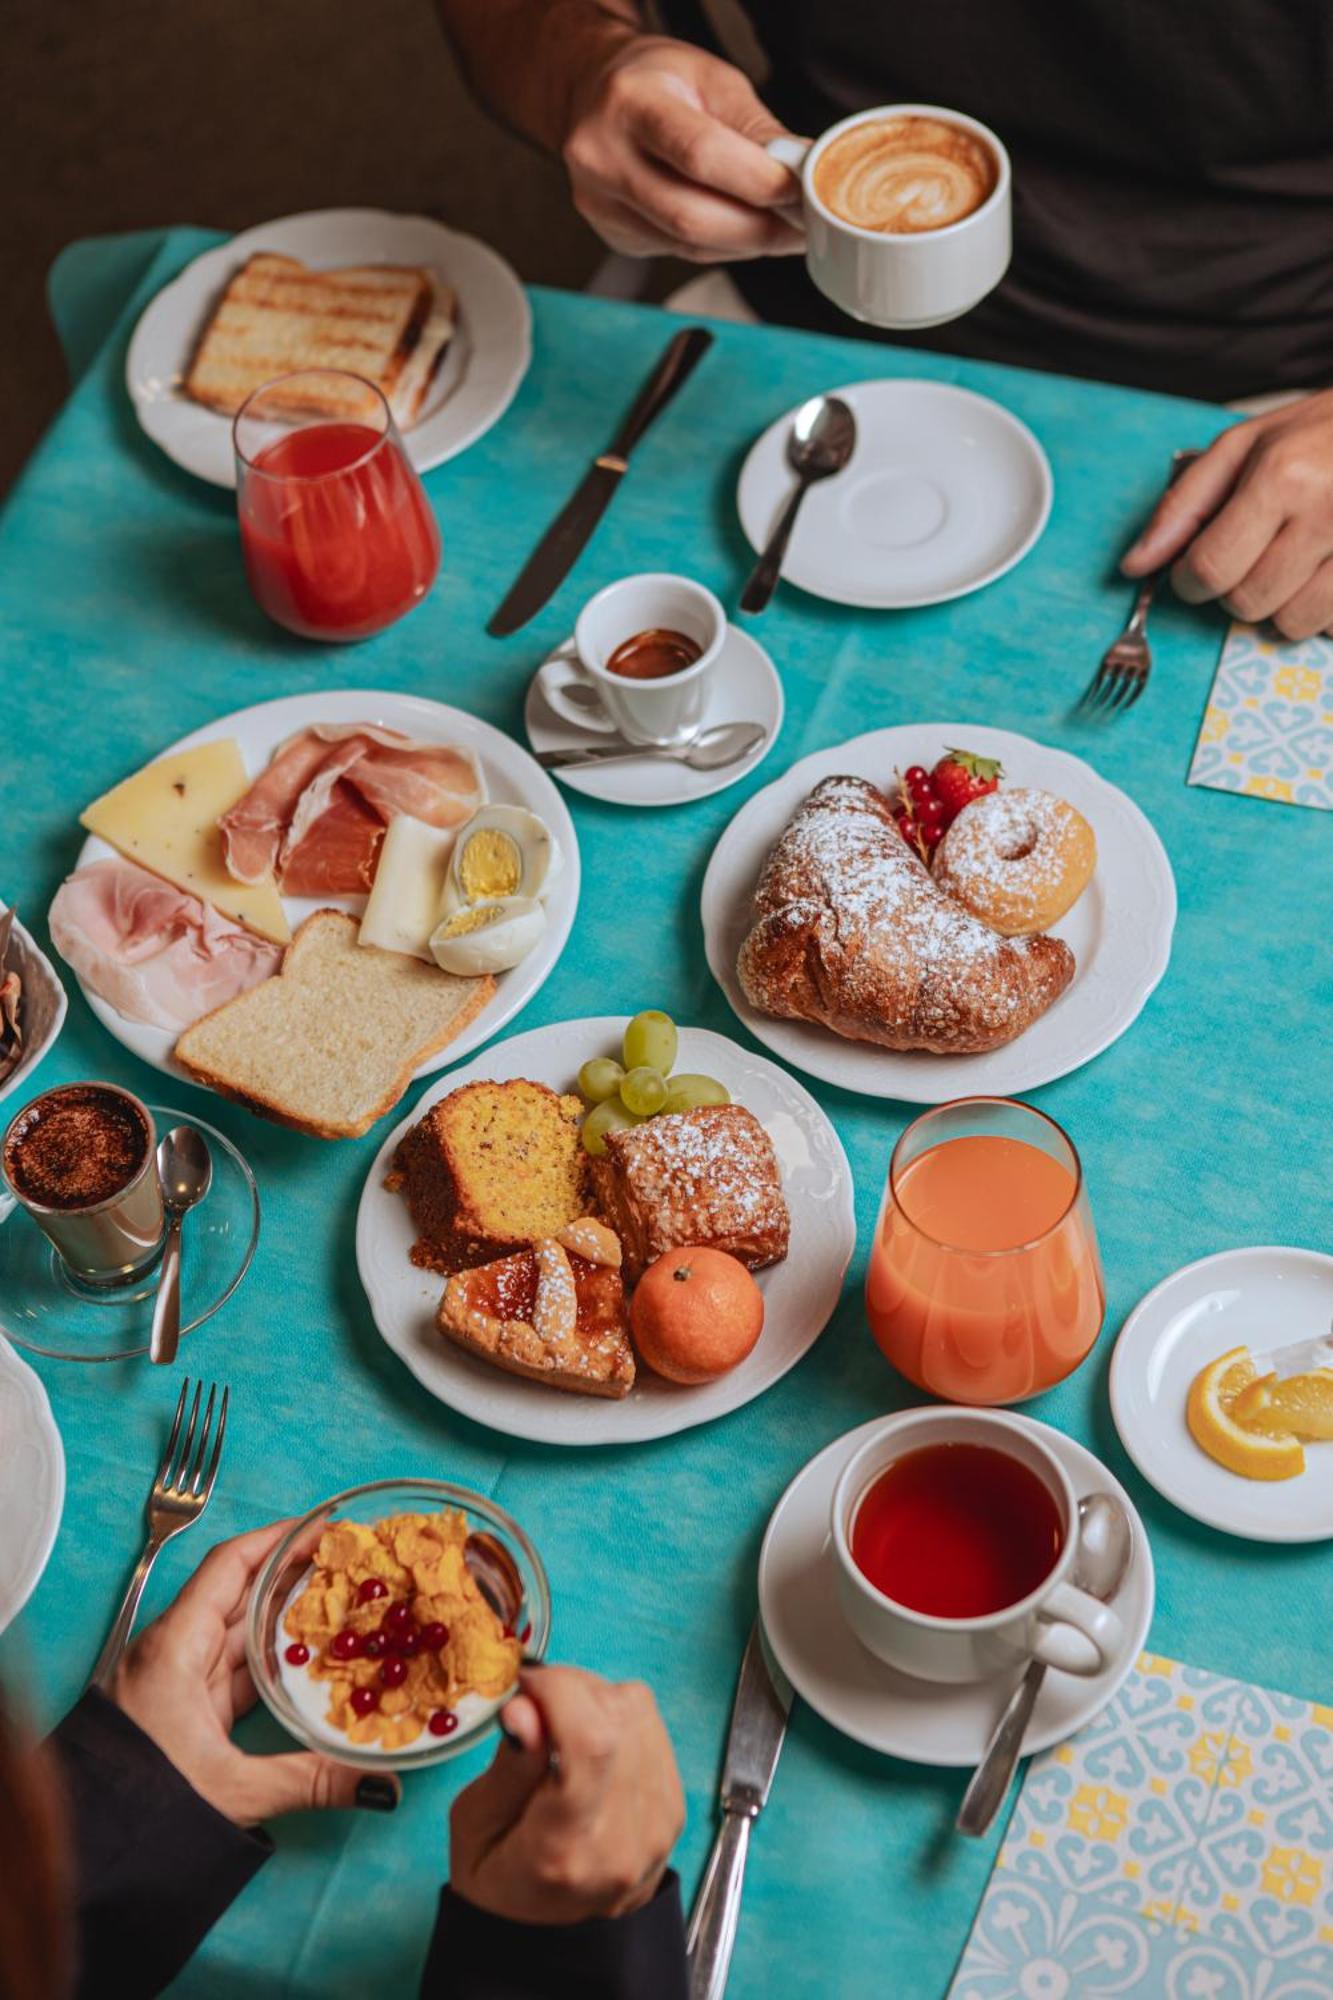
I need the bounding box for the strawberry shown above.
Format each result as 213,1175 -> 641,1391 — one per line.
931,748 -> 1003,824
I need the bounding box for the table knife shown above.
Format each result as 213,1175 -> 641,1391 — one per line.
487,325 -> 714,636
686,1622 -> 792,2000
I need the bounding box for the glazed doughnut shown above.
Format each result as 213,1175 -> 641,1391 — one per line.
932,788 -> 1096,936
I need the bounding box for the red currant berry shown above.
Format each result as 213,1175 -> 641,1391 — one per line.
427,1709 -> 458,1737
904,765 -> 928,789
330,1629 -> 362,1662
385,1601 -> 414,1634
362,1634 -> 386,1661
379,1656 -> 408,1689
284,1642 -> 310,1667
394,1632 -> 422,1659
350,1687 -> 378,1717
356,1578 -> 388,1605
420,1622 -> 449,1652
519,1621 -> 532,1645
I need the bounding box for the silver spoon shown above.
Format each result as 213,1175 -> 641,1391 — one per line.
956,1492 -> 1134,1839
537,720 -> 766,773
741,393 -> 857,614
149,1126 -> 213,1367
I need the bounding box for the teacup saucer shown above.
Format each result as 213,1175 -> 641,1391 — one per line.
737,379 -> 1052,609
523,624 -> 783,807
757,1412 -> 1153,1767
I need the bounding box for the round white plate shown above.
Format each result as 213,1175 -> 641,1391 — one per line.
0,1337 -> 65,1632
1110,1246 -> 1333,1544
356,1017 -> 855,1446
758,1412 -> 1154,1766
701,722 -> 1175,1101
126,208 -> 532,489
0,903 -> 67,1105
62,690 -> 579,1090
737,380 -> 1052,609
523,625 -> 784,807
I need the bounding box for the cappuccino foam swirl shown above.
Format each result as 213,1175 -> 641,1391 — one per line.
814,116 -> 998,235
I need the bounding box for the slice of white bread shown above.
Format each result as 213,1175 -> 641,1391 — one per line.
184,253 -> 436,420
388,286 -> 457,427
174,910 -> 494,1139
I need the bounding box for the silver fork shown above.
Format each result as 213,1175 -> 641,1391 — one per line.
1082,449 -> 1199,714
89,1378 -> 229,1688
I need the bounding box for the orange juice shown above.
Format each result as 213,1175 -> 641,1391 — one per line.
866,1131 -> 1104,1405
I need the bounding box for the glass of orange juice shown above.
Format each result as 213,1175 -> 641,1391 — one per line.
865,1097 -> 1104,1406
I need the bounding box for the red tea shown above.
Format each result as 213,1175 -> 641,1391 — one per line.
850,1442 -> 1062,1618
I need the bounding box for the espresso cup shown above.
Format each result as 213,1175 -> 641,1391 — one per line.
768,104 -> 1011,330
544,573 -> 727,747
830,1407 -> 1125,1685
1,1082 -> 165,1286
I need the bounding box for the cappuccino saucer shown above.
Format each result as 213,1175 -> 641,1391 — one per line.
757,1412 -> 1153,1767
737,379 -> 1052,609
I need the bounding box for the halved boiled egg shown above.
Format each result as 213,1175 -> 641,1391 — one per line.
441,806 -> 559,915
429,896 -> 547,975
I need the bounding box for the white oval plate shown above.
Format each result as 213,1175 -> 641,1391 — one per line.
701,722 -> 1175,1101
759,1412 -> 1153,1765
126,208 -> 532,489
356,1017 -> 855,1446
737,380 -> 1052,609
60,690 -> 579,1091
1110,1246 -> 1333,1544
0,903 -> 67,1104
0,1337 -> 65,1632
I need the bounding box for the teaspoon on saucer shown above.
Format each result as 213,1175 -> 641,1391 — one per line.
740,394 -> 857,615
149,1126 -> 213,1367
537,720 -> 766,774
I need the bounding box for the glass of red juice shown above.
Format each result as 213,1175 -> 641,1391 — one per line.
233,370 -> 441,642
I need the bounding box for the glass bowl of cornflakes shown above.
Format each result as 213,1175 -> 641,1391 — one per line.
247,1478 -> 551,1770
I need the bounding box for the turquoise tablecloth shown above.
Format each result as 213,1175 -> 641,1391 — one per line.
2,228 -> 1329,1998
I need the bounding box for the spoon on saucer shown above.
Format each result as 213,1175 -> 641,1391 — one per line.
537,720 -> 766,773
956,1492 -> 1134,1839
741,393 -> 857,614
149,1126 -> 213,1367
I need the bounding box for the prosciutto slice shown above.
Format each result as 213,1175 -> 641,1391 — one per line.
219,724 -> 485,894
49,859 -> 282,1031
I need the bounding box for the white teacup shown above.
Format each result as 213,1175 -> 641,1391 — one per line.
830,1407 -> 1125,1686
544,573 -> 727,748
768,103 -> 1011,331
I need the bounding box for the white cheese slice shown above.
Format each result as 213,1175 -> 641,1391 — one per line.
80,741 -> 290,945
358,813 -> 457,961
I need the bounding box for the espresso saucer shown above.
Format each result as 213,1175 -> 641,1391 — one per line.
737,380 -> 1052,609
0,1105 -> 259,1362
757,1412 -> 1153,1767
523,624 -> 783,807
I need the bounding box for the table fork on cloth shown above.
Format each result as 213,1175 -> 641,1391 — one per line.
1082,450 -> 1199,712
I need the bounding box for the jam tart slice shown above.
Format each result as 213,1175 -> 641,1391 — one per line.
437,1217 -> 634,1399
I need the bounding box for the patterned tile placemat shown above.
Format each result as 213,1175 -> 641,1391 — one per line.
950,1654 -> 1333,1998
1190,623 -> 1333,810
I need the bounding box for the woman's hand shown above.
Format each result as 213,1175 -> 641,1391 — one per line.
1122,391 -> 1333,639
107,1521 -> 395,1826
449,1664 -> 685,1924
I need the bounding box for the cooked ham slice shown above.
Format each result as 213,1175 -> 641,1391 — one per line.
219,724 -> 485,894
49,859 -> 282,1031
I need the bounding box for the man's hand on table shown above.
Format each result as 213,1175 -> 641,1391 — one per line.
1123,390 -> 1333,638
449,1664 -> 685,1924
107,1520 -> 393,1827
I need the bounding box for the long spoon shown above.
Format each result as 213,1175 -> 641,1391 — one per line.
740,394 -> 857,613
537,720 -> 765,773
956,1492 -> 1134,1838
149,1127 -> 213,1367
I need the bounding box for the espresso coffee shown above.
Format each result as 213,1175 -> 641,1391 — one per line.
4,1083 -> 150,1211
813,115 -> 998,236
605,627 -> 703,680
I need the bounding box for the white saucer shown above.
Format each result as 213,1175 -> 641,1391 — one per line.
758,1413 -> 1154,1766
1110,1246 -> 1333,1544
737,380 -> 1052,609
0,1337 -> 64,1633
523,625 -> 783,807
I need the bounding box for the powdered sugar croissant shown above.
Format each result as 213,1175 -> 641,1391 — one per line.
736,776 -> 1074,1054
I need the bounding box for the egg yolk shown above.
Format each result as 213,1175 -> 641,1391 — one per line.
457,829 -> 522,901
437,904 -> 507,938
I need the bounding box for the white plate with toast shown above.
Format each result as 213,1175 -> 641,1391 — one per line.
61,690 -> 579,1112
127,208 -> 532,489
356,1018 -> 856,1446
701,723 -> 1175,1101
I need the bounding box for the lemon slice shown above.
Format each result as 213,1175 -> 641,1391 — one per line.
1186,1345 -> 1305,1481
1233,1369 -> 1333,1443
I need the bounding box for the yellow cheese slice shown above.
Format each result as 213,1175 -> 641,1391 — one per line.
80,740 -> 291,945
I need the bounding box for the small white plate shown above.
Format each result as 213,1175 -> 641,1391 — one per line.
356,1017 -> 855,1446
1110,1246 -> 1333,1544
701,722 -> 1175,1101
59,689 -> 579,1093
737,380 -> 1052,609
758,1412 -> 1154,1766
0,1336 -> 65,1631
0,904 -> 67,1104
523,625 -> 784,808
126,208 -> 532,489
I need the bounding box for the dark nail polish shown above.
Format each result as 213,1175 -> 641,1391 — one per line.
355,1776 -> 399,1813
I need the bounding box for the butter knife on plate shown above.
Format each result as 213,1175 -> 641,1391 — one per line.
686,1621 -> 792,2000
487,324 -> 714,637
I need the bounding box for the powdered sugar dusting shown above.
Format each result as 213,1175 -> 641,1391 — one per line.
933,788 -> 1092,932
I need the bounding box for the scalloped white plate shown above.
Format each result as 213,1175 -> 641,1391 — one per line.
356,1017 -> 856,1446
0,1338 -> 65,1631
0,904 -> 67,1104
701,723 -> 1175,1101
